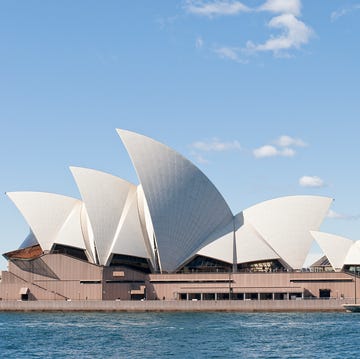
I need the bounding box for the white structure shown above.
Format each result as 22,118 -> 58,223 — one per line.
198,196 -> 333,269
70,167 -> 149,266
345,241 -> 360,267
6,192 -> 87,254
6,129 -> 336,273
242,196 -> 333,269
311,231 -> 360,271
117,129 -> 234,272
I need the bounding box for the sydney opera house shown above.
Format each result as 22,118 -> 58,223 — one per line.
1,129 -> 360,302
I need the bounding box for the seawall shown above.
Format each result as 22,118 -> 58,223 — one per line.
0,299 -> 351,312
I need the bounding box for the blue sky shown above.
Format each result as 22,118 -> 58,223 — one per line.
1,0 -> 359,269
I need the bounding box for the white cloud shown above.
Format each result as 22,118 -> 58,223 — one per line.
259,0 -> 301,16
189,137 -> 241,164
190,151 -> 211,164
274,135 -> 307,147
254,145 -> 278,158
196,36 -> 204,48
281,147 -> 296,157
246,14 -> 313,56
185,0 -> 313,61
327,209 -> 360,221
331,5 -> 360,22
253,145 -> 295,158
331,8 -> 350,22
184,0 -> 250,17
299,176 -> 325,188
253,134 -> 307,159
191,138 -> 241,152
213,46 -> 247,63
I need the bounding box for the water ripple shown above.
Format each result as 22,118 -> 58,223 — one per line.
0,312 -> 359,358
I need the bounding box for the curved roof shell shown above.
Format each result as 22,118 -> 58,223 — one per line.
197,211 -> 280,266
109,185 -> 150,264
235,220 -> 280,264
117,129 -> 234,272
344,241 -> 360,266
6,130 -> 338,274
80,204 -> 96,263
70,167 -> 138,265
311,231 -> 353,271
197,218 -> 235,264
6,191 -> 86,252
243,196 -> 333,269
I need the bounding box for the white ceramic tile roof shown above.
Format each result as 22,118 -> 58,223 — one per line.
117,129 -> 234,272
243,196 -> 333,269
311,231 -> 354,271
344,241 -> 360,266
70,166 -> 136,265
7,191 -> 85,252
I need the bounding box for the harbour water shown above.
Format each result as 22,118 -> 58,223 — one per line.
0,312 -> 358,358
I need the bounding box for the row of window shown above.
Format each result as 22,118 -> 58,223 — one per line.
178,292 -> 303,301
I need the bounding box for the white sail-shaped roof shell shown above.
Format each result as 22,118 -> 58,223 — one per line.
198,213 -> 280,266
311,231 -> 354,271
243,196 -> 333,269
6,191 -> 86,252
197,219 -> 235,264
117,129 -> 234,272
344,241 -> 360,266
55,201 -> 86,250
136,185 -> 156,265
70,167 -> 136,266
109,185 -> 150,264
80,204 -> 96,263
236,220 -> 280,264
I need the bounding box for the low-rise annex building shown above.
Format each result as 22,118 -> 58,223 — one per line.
1,129 -> 359,302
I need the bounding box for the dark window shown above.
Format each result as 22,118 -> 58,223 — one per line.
109,254 -> 151,273
260,293 -> 273,300
319,289 -> 331,298
12,258 -> 59,279
188,293 -> 201,301
52,244 -> 88,261
238,259 -> 285,273
179,255 -> 232,273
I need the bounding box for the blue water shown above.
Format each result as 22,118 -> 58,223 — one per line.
0,312 -> 358,358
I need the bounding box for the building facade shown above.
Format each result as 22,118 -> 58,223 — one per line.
1,129 -> 360,302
